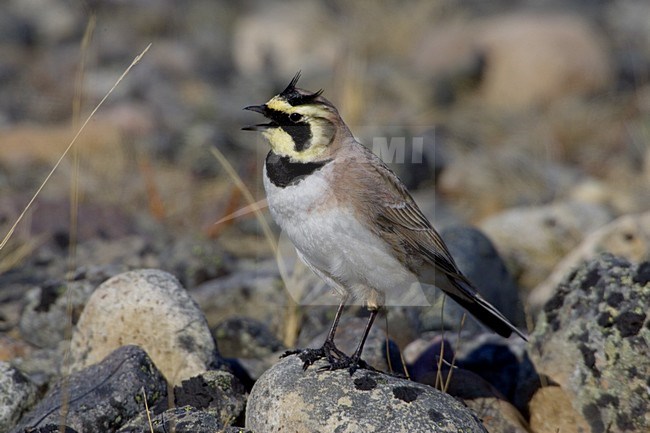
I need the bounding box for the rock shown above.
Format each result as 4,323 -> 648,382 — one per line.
114,369 -> 246,432
404,226 -> 526,340
466,398 -> 529,433
232,2 -> 342,78
154,235 -> 231,289
0,334 -> 31,361
10,343 -> 66,389
213,316 -> 284,359
441,225 -> 525,328
529,212 -> 650,314
245,354 -> 488,432
12,345 -> 167,433
528,386 -> 591,433
70,269 -> 220,386
173,370 -> 246,426
476,13 -> 611,110
19,278 -> 96,349
407,337 -> 454,383
119,407 -> 252,433
481,201 -> 612,293
414,13 -> 612,110
439,148 -> 581,221
530,254 -> 650,432
0,361 -> 37,432
117,407 -> 224,433
458,343 -> 522,402
606,1 -> 650,90
415,361 -> 529,433
191,262 -> 287,331
226,353 -> 279,385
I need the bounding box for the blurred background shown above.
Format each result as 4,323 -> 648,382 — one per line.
0,0 -> 649,345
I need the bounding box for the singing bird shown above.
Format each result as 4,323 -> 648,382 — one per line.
244,73 -> 527,372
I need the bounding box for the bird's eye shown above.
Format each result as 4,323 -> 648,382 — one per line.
289,113 -> 303,122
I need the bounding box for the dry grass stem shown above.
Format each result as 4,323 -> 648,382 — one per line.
0,43 -> 152,253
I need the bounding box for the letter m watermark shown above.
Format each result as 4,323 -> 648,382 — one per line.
372,136 -> 424,164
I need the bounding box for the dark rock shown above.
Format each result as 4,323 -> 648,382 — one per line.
415,363 -> 530,433
0,362 -> 38,432
212,316 -> 285,359
512,352 -> 545,418
441,225 -> 526,327
458,343 -> 521,401
23,425 -> 80,433
174,370 -> 246,426
11,345 -> 167,433
531,253 -> 650,433
117,405 -> 252,433
245,354 -> 488,432
408,337 -> 454,383
409,225 -> 526,339
220,358 -> 255,392
116,406 -> 223,433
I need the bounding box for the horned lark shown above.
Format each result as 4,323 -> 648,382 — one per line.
244,73 -> 527,372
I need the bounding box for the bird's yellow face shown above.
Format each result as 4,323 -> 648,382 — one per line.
243,73 -> 338,163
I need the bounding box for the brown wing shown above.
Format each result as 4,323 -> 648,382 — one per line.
337,144 -> 527,340
353,146 -> 470,286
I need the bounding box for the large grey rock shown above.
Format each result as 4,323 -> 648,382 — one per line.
481,201 -> 611,292
246,354 -> 488,432
70,269 -> 220,386
0,361 -> 37,432
11,345 -> 167,433
530,212 -> 650,314
530,254 -> 650,433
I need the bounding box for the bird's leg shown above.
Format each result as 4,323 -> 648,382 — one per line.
320,299 -> 348,360
351,307 -> 378,360
320,308 -> 379,375
282,294 -> 349,369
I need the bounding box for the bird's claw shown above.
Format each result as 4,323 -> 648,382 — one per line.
317,355 -> 371,375
281,341 -> 371,374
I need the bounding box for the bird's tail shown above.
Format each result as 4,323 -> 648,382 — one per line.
445,277 -> 528,341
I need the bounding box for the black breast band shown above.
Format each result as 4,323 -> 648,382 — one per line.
265,151 -> 331,188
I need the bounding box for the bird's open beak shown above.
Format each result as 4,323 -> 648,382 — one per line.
242,104 -> 276,131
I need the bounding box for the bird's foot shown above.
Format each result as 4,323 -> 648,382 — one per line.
281,340 -> 353,371
317,354 -> 375,375
281,344 -> 373,374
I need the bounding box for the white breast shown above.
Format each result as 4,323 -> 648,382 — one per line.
263,165 -> 429,307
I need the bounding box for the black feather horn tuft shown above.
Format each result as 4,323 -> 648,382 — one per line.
281,71 -> 302,97
279,71 -> 323,106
